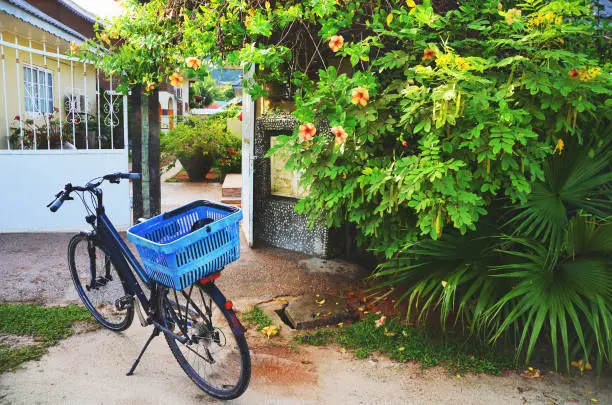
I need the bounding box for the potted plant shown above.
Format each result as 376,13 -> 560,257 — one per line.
161,114 -> 236,181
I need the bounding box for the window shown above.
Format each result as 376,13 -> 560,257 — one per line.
270,135 -> 308,198
23,65 -> 53,114
175,86 -> 182,100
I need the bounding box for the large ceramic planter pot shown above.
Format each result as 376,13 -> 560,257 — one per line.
179,148 -> 214,181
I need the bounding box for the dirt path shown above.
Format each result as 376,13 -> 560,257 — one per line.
1,312 -> 611,405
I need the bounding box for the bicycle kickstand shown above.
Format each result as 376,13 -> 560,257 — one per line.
126,327 -> 160,376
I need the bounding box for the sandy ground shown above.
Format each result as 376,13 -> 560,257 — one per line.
1,181 -> 611,404
1,321 -> 610,405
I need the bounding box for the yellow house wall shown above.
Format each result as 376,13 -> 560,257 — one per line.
0,32 -> 97,149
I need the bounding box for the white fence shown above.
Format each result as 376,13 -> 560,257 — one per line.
0,37 -> 131,232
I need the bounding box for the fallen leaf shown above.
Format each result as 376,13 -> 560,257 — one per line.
384,331 -> 396,337
316,294 -> 320,298
521,367 -> 542,379
398,347 -> 405,351
567,399 -> 579,403
337,322 -> 344,327
316,299 -> 326,305
591,399 -> 598,403
301,360 -> 312,365
336,302 -> 339,305
358,306 -> 365,312
327,312 -> 333,316
456,374 -> 461,379
402,330 -> 408,337
340,347 -> 347,353
315,312 -> 320,317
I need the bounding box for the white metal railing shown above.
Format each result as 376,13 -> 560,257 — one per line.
0,34 -> 128,152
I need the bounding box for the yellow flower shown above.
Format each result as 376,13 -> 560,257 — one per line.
435,53 -> 452,67
169,73 -> 184,87
328,35 -> 345,52
504,8 -> 522,25
185,57 -> 202,69
70,42 -> 79,54
351,87 -> 370,107
455,56 -> 471,71
553,138 -> 564,155
145,82 -> 155,92
261,325 -> 279,338
100,33 -> 111,46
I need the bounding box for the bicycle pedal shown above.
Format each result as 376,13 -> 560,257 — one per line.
115,295 -> 134,311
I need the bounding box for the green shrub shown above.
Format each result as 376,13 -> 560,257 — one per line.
161,113 -> 240,173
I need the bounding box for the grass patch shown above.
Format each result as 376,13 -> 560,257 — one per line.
242,306 -> 273,331
0,304 -> 94,372
295,315 -> 516,375
295,328 -> 336,346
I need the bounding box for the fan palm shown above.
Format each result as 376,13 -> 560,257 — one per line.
486,217 -> 612,371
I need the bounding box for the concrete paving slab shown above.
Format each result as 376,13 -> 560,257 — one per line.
284,294 -> 355,330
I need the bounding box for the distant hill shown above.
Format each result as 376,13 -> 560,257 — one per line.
211,69 -> 242,84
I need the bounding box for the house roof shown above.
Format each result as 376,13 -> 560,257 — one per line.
58,0 -> 97,24
1,0 -> 88,42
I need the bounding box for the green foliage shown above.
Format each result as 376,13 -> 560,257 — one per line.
486,217 -> 612,372
190,77 -> 221,108
294,328 -> 336,346
296,315 -> 516,374
374,142 -> 612,371
0,304 -> 94,372
161,113 -> 238,170
0,344 -> 47,373
242,306 -> 273,331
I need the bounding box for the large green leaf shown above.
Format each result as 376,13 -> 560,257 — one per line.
506,137 -> 612,255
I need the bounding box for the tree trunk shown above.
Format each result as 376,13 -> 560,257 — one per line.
130,86 -> 143,222
148,90 -> 161,217
130,86 -> 160,220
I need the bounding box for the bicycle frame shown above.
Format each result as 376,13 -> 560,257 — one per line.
94,211 -> 152,312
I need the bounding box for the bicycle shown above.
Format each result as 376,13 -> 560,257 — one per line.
48,172 -> 251,400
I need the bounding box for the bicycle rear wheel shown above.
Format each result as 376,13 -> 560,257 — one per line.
159,282 -> 250,400
68,234 -> 134,331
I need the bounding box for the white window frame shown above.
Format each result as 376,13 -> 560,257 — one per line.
23,63 -> 54,115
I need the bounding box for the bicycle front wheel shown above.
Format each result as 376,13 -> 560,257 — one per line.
68,234 -> 134,331
159,282 -> 251,400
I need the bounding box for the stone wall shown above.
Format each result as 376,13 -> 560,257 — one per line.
253,113 -> 343,258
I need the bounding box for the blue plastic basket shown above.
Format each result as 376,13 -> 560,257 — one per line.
127,200 -> 242,290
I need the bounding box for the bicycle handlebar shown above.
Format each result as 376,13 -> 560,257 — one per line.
48,172 -> 140,213
49,192 -> 66,212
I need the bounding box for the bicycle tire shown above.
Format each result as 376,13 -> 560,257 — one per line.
68,233 -> 134,331
159,282 -> 251,400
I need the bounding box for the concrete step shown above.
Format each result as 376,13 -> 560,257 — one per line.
222,174 -> 242,198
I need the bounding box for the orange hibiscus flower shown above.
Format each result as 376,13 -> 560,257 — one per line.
298,123 -> 317,142
169,73 -> 184,87
422,48 -> 436,60
569,69 -> 579,79
185,57 -> 202,69
351,87 -> 370,107
331,126 -> 348,145
70,42 -> 79,54
328,35 -> 345,52
145,82 -> 156,92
